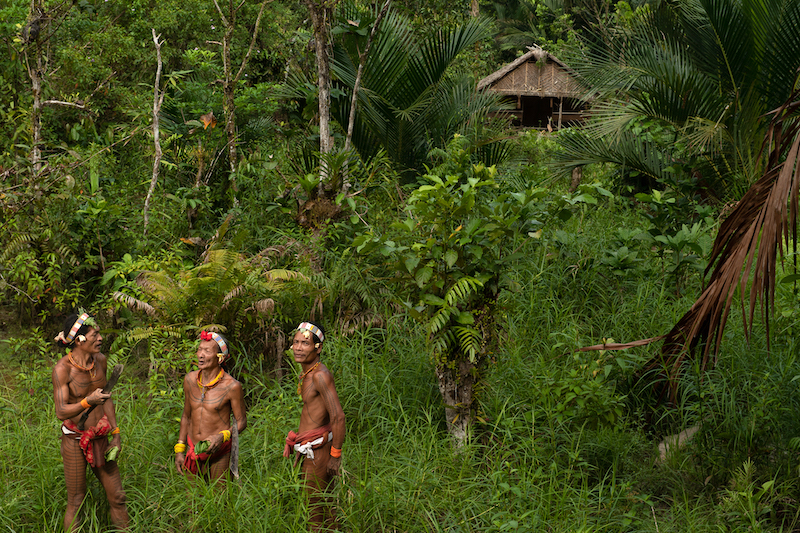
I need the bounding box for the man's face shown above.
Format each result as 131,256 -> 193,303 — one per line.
81,328 -> 103,354
196,339 -> 221,369
292,330 -> 321,364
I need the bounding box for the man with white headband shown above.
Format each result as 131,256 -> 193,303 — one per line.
283,321 -> 346,531
52,311 -> 129,531
174,330 -> 246,480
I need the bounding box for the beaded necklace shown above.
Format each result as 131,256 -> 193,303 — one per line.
197,368 -> 224,401
68,351 -> 96,378
297,361 -> 321,396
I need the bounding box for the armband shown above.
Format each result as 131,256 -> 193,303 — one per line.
80,398 -> 91,409
220,430 -> 231,443
330,446 -> 342,458
174,442 -> 187,454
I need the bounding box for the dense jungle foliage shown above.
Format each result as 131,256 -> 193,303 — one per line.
2,0 -> 800,530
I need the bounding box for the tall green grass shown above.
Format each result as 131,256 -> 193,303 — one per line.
3,194 -> 800,532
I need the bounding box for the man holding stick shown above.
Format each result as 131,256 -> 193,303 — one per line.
175,330 -> 246,480
52,311 -> 129,532
284,321 -> 346,531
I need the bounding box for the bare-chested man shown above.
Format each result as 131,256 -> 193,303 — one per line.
175,330 -> 246,480
52,311 -> 129,532
283,321 -> 346,531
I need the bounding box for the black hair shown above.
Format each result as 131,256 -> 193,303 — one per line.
308,321 -> 325,345
56,313 -> 94,348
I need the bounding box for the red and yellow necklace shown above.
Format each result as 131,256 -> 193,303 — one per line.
68,351 -> 96,378
297,361 -> 321,396
197,368 -> 224,401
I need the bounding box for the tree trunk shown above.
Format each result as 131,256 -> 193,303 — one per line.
143,30 -> 166,237
213,0 -> 268,203
27,0 -> 44,174
306,0 -> 334,193
435,359 -> 475,448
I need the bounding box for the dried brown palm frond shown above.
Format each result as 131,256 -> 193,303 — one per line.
580,85 -> 800,403
250,298 -> 275,315
113,291 -> 157,317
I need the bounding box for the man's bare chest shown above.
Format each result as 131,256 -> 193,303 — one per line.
67,370 -> 104,399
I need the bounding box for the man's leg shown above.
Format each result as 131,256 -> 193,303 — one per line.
60,437 -> 87,532
93,460 -> 129,530
301,445 -> 335,531
206,453 -> 230,482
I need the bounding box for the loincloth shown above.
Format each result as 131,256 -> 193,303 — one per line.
61,414 -> 112,468
183,435 -> 233,475
284,425 -> 332,461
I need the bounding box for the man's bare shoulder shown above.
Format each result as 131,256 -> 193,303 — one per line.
52,356 -> 71,378
311,365 -> 335,389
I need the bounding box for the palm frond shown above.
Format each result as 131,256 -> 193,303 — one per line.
113,291 -> 157,317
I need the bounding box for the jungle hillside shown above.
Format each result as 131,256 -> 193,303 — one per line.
2,0 -> 800,531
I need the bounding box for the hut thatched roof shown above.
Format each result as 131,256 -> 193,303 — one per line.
478,45 -> 583,99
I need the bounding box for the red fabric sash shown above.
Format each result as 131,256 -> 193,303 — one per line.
183,435 -> 233,475
283,425 -> 332,458
62,414 -> 112,467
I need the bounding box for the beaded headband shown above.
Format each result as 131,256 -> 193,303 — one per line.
200,330 -> 229,356
296,322 -> 324,343
54,312 -> 93,344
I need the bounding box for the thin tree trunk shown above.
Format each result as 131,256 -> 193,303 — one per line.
26,0 -> 44,174
342,0 -> 391,193
436,360 -> 475,448
30,41 -> 43,174
306,0 -> 335,193
344,0 -> 391,152
143,29 -> 166,237
213,0 -> 269,203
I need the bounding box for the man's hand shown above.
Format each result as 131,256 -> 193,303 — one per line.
85,388 -> 111,405
205,431 -> 226,455
175,452 -> 185,474
110,433 -> 122,455
327,455 -> 341,476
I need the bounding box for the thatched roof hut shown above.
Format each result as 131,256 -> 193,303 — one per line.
478,45 -> 586,129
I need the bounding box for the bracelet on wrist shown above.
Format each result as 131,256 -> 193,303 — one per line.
220,430 -> 231,443
174,442 -> 187,454
330,446 -> 342,458
111,427 -> 120,435
80,398 -> 91,409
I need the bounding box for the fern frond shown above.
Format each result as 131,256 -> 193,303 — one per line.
444,277 -> 483,306
429,307 -> 453,334
454,325 -> 481,363
265,269 -> 311,284
0,234 -> 33,263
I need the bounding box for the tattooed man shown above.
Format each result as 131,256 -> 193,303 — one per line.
52,311 -> 129,531
174,331 -> 246,480
284,321 -> 346,531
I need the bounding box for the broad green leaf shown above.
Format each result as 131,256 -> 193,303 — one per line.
444,249 -> 458,268
415,266 -> 433,287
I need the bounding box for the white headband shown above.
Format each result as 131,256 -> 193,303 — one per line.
296,322 -> 324,342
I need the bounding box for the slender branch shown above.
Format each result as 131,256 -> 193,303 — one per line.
143,29 -> 165,237
41,100 -> 86,109
234,0 -> 271,83
344,0 -> 391,154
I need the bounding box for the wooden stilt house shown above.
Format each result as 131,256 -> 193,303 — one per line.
478,45 -> 586,129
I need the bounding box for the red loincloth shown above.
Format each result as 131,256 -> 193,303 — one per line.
183,435 -> 233,475
62,414 -> 112,468
283,425 -> 332,458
